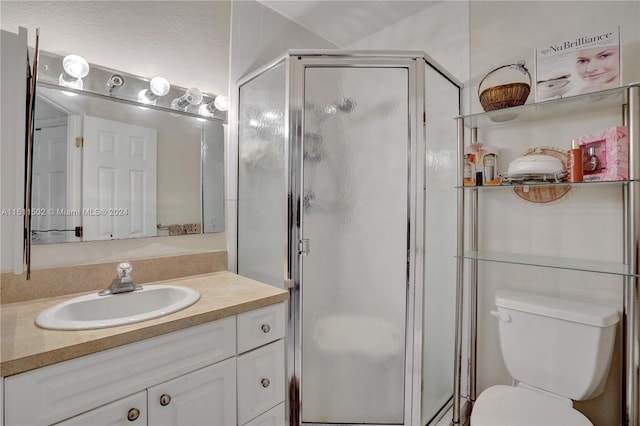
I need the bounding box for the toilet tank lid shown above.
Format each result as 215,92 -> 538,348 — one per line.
495,290 -> 619,327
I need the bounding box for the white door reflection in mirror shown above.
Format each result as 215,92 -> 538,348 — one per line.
82,116 -> 157,241
32,124 -> 68,244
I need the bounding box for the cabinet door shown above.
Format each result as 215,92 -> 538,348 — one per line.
243,403 -> 285,426
147,357 -> 236,426
237,340 -> 285,425
53,391 -> 146,425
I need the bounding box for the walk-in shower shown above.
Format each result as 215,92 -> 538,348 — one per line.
236,51 -> 460,425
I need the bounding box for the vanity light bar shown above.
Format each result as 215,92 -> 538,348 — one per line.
137,76 -> 170,104
35,49 -> 227,123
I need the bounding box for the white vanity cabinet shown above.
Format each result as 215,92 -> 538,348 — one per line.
3,302 -> 286,426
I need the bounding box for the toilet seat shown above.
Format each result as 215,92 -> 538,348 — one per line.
471,385 -> 592,426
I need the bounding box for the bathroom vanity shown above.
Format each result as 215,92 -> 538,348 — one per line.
0,272 -> 288,426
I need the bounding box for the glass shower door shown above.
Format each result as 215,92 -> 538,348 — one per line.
300,66 -> 410,424
237,62 -> 287,287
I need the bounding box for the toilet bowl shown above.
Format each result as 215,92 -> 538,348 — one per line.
471,290 -> 619,426
471,385 -> 591,426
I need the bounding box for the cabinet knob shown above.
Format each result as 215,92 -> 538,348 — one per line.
261,323 -> 271,333
261,378 -> 271,388
160,393 -> 172,406
127,408 -> 140,421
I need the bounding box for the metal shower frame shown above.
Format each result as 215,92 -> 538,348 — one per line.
235,50 -> 462,426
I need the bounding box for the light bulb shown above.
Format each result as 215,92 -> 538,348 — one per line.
198,103 -> 214,116
171,87 -> 203,110
149,76 -> 170,96
198,95 -> 229,116
58,74 -> 83,90
58,54 -> 89,91
138,76 -> 170,105
62,55 -> 89,78
213,95 -> 229,111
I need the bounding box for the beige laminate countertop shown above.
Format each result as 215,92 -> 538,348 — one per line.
0,272 -> 289,377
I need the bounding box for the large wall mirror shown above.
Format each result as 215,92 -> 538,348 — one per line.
30,50 -> 225,245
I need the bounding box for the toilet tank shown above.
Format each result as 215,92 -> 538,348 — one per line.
494,290 -> 619,401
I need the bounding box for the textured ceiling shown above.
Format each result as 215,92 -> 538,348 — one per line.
0,1 -> 231,96
258,0 -> 440,47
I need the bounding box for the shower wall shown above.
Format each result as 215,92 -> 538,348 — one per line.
237,52 -> 460,426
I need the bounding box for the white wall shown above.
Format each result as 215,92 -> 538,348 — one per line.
0,1 -> 230,271
469,1 -> 640,114
347,1 -> 470,109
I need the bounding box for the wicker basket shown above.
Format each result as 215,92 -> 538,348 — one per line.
478,62 -> 531,112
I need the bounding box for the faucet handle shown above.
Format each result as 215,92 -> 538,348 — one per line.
116,262 -> 133,278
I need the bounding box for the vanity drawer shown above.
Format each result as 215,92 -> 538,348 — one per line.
237,340 -> 285,425
54,390 -> 147,425
237,302 -> 286,354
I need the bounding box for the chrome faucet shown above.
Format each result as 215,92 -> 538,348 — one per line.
99,262 -> 143,296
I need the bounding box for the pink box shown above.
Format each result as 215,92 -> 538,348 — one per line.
578,126 -> 628,181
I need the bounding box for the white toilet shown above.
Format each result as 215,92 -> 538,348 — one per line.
471,290 -> 619,426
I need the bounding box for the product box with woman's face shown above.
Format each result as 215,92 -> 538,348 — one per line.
535,27 -> 621,101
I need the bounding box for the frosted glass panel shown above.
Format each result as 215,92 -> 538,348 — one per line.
422,65 -> 459,423
202,122 -> 225,233
238,62 -> 287,287
301,67 -> 408,424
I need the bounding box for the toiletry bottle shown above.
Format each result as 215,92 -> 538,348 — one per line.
584,145 -> 600,174
463,154 -> 472,185
567,138 -> 583,182
483,153 -> 496,183
468,153 -> 476,184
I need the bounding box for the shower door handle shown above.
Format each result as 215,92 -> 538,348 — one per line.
299,239 -> 310,255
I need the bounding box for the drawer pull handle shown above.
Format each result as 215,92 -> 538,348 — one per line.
261,324 -> 271,333
261,378 -> 271,388
127,408 -> 141,421
160,394 -> 172,406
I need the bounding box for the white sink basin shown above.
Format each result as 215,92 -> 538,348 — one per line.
35,285 -> 200,330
